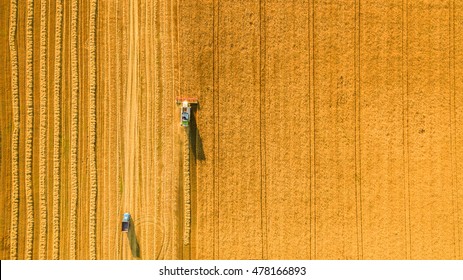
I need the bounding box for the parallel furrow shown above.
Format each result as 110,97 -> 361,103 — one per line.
25,0 -> 35,260
9,0 -> 20,261
159,0 -> 168,259
39,0 -> 48,260
153,0 -> 164,259
115,0 -> 123,260
89,0 -> 98,260
70,0 -> 80,260
104,0 -> 110,259
52,0 -> 64,260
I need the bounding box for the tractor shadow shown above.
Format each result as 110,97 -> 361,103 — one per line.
126,217 -> 140,258
189,108 -> 206,161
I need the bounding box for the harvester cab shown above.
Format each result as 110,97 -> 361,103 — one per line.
181,101 -> 191,127
121,212 -> 130,232
176,98 -> 198,127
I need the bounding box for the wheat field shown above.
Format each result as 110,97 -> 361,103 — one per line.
0,0 -> 462,260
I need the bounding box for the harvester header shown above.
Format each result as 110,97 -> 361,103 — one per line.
175,97 -> 198,105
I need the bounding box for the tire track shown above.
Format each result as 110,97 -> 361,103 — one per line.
105,0 -> 113,260
161,0 -> 170,260
105,0 -> 114,259
70,0 -> 79,260
100,0 -> 108,259
449,0 -> 460,259
212,0 -> 220,260
52,0 -> 64,260
115,0 -> 124,260
145,0 -> 153,258
9,0 -> 20,261
24,0 -> 35,260
39,0 -> 48,260
153,0 -> 165,259
138,0 -> 149,258
145,0 -> 160,259
159,0 -> 170,259
309,0 -> 316,260
259,0 -> 268,260
124,0 -> 140,259
89,0 -> 98,260
145,0 -> 156,259
354,0 -> 363,260
118,0 -> 128,260
170,0 -> 182,259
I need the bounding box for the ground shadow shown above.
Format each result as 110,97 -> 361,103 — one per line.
126,217 -> 140,258
189,108 -> 206,161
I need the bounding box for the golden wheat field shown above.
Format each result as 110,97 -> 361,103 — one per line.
0,0 -> 462,260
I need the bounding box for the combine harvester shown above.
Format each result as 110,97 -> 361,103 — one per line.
121,212 -> 130,232
176,97 -> 198,127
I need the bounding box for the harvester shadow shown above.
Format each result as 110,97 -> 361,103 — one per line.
189,109 -> 205,161
127,217 -> 140,258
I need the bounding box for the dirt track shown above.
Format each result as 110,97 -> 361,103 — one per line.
1,0 -> 462,260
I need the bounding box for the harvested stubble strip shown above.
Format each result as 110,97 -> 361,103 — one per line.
88,0 -> 98,260
39,0 -> 48,260
25,0 -> 35,260
183,129 -> 191,246
52,0 -> 64,260
9,0 -> 20,260
69,0 -> 79,260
